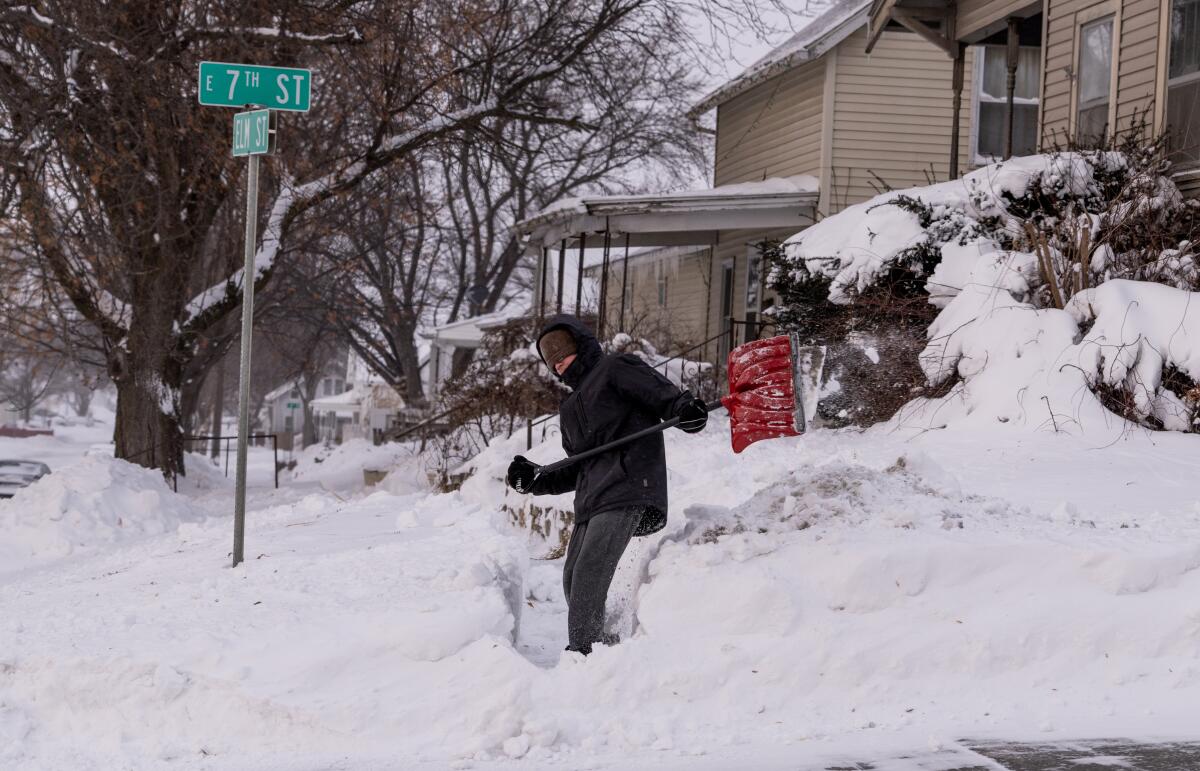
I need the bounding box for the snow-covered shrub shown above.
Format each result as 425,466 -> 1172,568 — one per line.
607,332 -> 716,399
764,240 -> 940,427
781,143 -> 1198,309
431,318 -> 565,488
772,132 -> 1200,432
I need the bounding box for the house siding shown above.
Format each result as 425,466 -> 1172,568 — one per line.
595,246 -> 712,352
714,58 -> 826,187
1040,0 -> 1163,145
830,26 -> 974,211
708,227 -> 799,343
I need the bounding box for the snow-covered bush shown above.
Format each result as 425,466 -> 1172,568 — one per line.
606,332 -> 715,399
781,144 -> 1198,309
771,137 -> 1200,433
431,318 -> 565,488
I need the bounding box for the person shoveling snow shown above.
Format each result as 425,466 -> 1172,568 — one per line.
507,315 -> 709,655
507,315 -> 826,656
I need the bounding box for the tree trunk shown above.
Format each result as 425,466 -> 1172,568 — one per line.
72,387 -> 92,418
112,372 -> 184,479
395,320 -> 427,407
210,359 -> 225,459
110,322 -> 185,480
451,347 -> 476,379
302,376 -> 319,448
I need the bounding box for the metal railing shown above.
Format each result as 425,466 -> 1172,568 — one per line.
183,434 -> 279,489
521,316 -> 780,449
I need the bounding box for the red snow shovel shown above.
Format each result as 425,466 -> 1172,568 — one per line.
526,334 -> 825,483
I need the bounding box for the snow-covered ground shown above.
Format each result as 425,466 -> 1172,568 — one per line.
4,406 -> 1200,770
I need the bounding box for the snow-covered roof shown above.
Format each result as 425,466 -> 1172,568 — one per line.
690,0 -> 870,117
518,175 -> 820,249
310,388 -> 362,415
264,380 -> 298,403
420,309 -> 523,347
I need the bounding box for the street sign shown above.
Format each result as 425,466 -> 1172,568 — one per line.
286,402 -> 300,410
197,61 -> 315,568
198,61 -> 312,112
232,109 -> 273,157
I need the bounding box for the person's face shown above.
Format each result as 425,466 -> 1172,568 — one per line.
554,353 -> 577,376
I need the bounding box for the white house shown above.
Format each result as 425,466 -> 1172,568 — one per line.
261,373 -> 347,444
420,309 -> 520,402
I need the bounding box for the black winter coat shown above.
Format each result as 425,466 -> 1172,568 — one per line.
528,315 -> 691,536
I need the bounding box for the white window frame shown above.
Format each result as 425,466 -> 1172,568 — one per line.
744,244 -> 763,315
1072,12 -> 1118,143
970,44 -> 1042,166
1166,0 -> 1200,168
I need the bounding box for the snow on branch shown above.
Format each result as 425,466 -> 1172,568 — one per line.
2,5 -> 129,60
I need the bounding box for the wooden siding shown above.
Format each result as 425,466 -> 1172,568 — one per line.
1041,0 -> 1163,144
708,227 -> 798,341
592,247 -> 712,352
714,58 -> 825,187
829,26 -> 974,211
959,0 -> 1040,40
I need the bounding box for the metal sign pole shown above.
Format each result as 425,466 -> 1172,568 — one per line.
232,152 -> 260,568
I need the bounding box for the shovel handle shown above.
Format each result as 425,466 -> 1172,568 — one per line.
533,398 -> 724,477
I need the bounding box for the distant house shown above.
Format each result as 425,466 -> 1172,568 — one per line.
420,310 -> 521,402
309,350 -> 408,445
868,0 -> 1198,197
521,0 -> 980,362
262,372 -> 347,446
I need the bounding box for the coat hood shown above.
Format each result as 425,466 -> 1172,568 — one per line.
537,314 -> 602,389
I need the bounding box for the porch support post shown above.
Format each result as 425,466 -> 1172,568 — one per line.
619,233 -> 630,332
951,42 -> 965,178
537,246 -> 548,324
556,238 -> 566,314
598,227 -> 612,340
575,233 -> 586,316
1006,17 -> 1020,159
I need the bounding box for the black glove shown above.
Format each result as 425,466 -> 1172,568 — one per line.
677,397 -> 708,434
507,455 -> 538,492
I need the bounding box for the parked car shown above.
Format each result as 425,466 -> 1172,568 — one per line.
0,460 -> 51,498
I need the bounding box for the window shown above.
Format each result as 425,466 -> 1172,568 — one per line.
1076,17 -> 1114,146
973,46 -> 1041,161
1168,0 -> 1200,165
745,245 -> 762,314
655,261 -> 668,307
284,415 -> 294,433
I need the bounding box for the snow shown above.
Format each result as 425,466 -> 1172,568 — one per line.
0,454 -> 209,575
782,154 -> 1200,437
784,154 -> 1112,305
3,406 -> 1200,768
289,438 -> 428,493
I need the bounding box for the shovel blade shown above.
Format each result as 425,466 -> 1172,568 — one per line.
721,334 -> 825,453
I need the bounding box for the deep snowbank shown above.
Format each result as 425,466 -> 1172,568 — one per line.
0,483 -> 528,768
0,454 -> 209,573
6,409 -> 1200,767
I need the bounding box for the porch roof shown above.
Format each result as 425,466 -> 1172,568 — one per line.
517,175 -> 820,249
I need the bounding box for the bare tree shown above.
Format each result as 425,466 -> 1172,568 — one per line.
0,0 -> 677,478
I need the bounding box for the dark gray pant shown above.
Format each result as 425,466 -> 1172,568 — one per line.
562,508 -> 639,654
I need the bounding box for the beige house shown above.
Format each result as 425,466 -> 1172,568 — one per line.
523,0 -> 986,360
869,0 -> 1198,196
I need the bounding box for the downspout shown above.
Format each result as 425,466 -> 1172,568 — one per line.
951,42 -> 965,178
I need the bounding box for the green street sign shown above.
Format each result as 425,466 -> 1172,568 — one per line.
286,401 -> 300,410
198,61 -> 311,112
232,109 -> 273,157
